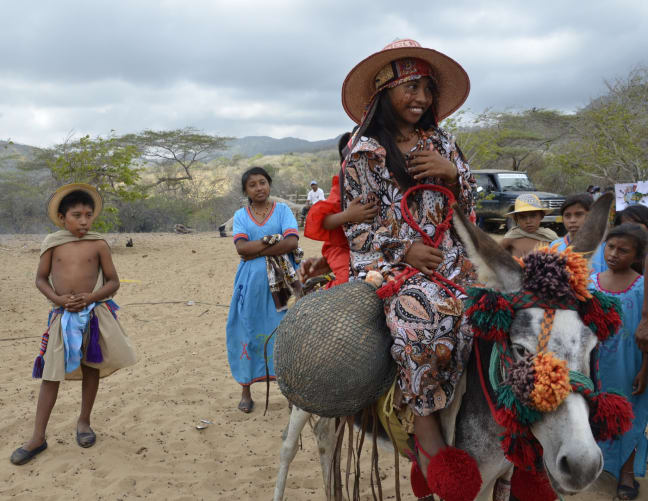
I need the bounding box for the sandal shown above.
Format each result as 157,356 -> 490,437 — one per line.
9,441 -> 48,465
76,427 -> 96,448
617,479 -> 639,500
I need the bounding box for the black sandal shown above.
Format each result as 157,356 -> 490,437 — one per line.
617,479 -> 639,500
10,441 -> 48,465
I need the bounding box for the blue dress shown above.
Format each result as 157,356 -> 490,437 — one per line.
226,202 -> 299,385
550,236 -> 606,272
590,272 -> 648,479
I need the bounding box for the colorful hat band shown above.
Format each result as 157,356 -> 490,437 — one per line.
374,57 -> 433,92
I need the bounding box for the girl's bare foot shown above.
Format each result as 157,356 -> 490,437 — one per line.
238,386 -> 254,413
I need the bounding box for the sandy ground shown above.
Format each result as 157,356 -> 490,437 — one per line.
0,232 -> 644,501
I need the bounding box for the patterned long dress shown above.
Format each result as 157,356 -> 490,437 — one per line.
226,202 -> 299,386
591,273 -> 648,479
343,127 -> 476,416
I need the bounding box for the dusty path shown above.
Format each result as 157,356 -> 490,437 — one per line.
0,232 -> 643,500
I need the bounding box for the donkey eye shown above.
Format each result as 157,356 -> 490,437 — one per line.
512,344 -> 529,358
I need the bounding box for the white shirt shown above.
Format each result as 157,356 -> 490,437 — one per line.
307,188 -> 325,204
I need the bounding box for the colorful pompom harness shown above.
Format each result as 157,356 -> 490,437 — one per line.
466,245 -> 633,471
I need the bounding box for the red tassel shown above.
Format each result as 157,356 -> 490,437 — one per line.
590,392 -> 634,441
501,431 -> 543,471
494,408 -> 525,434
511,468 -> 557,501
426,446 -> 482,501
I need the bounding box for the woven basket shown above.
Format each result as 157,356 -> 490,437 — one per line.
274,281 -> 396,417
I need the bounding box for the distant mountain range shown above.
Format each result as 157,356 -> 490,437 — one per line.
220,135 -> 339,157
0,135 -> 340,169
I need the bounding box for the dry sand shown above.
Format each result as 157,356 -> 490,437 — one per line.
0,232 -> 643,500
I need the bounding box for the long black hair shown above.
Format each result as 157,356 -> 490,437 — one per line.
363,79 -> 440,190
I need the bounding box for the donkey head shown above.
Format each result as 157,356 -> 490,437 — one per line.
453,193 -> 614,494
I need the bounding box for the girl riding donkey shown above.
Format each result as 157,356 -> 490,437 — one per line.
341,39 -> 481,500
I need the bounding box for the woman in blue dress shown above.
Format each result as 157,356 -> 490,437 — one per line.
226,167 -> 299,413
591,224 -> 648,500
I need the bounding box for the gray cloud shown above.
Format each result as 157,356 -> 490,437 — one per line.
1,0 -> 647,146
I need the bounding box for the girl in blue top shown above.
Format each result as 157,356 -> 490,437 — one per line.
591,224 -> 648,500
226,167 -> 299,413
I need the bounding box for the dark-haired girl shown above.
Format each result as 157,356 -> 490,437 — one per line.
226,167 -> 300,413
591,223 -> 648,499
340,39 -> 478,496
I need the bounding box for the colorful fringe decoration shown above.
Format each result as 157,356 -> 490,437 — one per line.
465,287 -> 513,343
579,290 -> 623,342
589,392 -> 634,441
32,331 -> 49,378
85,312 -> 103,363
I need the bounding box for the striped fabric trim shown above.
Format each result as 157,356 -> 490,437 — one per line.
233,233 -> 249,242
283,228 -> 299,238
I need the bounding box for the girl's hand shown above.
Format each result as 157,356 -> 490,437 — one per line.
408,150 -> 458,183
632,368 -> 648,395
298,257 -> 331,282
345,196 -> 378,224
404,242 -> 444,275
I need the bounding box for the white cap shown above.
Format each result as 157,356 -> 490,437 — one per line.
310,180 -> 318,185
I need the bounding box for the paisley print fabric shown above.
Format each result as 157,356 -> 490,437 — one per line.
343,127 -> 476,416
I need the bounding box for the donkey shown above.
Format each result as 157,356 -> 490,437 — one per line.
274,192 -> 615,501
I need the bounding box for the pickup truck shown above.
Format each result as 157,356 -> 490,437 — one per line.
473,169 -> 565,234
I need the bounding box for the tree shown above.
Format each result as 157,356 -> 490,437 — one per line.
119,127 -> 232,190
45,133 -> 145,230
562,66 -> 648,185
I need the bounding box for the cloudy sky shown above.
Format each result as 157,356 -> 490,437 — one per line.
1,0 -> 647,147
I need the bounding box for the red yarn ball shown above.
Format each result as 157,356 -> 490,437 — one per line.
426,446 -> 482,501
590,392 -> 634,441
511,468 -> 557,501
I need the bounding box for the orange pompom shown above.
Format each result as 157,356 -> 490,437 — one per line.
530,352 -> 571,412
561,246 -> 592,301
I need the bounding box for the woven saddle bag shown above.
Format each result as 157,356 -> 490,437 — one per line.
274,280 -> 396,417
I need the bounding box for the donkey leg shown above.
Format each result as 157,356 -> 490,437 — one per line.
273,406 -> 311,501
313,416 -> 336,500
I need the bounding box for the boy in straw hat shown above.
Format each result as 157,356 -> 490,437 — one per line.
500,193 -> 558,258
340,38 -> 482,500
10,184 -> 136,466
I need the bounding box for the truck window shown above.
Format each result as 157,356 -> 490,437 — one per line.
497,173 -> 536,191
474,174 -> 496,192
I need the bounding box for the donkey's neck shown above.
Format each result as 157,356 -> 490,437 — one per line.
455,342 -> 511,488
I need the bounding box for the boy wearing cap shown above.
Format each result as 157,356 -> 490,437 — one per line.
500,193 -> 558,258
10,184 -> 137,466
301,180 -> 326,221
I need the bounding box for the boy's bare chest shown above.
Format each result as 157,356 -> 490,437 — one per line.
51,241 -> 100,271
512,237 -> 543,258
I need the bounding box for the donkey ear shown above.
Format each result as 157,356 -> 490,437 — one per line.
570,192 -> 614,256
453,205 -> 523,293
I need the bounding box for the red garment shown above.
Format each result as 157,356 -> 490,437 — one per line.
304,175 -> 350,288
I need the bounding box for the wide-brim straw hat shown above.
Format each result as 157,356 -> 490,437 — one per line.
506,193 -> 551,216
341,39 -> 470,124
47,183 -> 103,228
